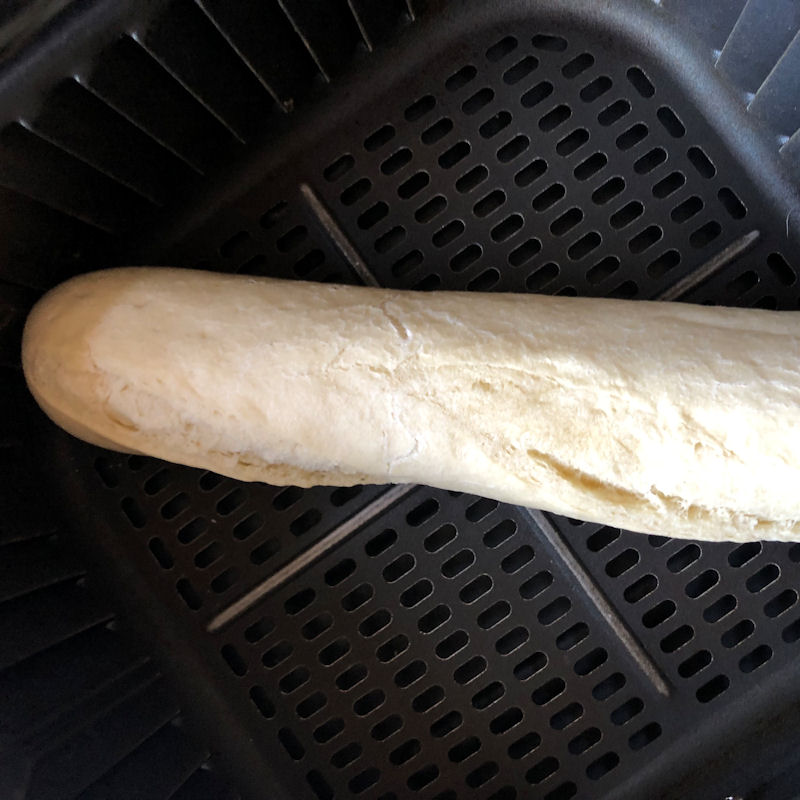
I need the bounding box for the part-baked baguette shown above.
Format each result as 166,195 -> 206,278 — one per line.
22,267 -> 800,542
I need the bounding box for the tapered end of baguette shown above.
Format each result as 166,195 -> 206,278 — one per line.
21,268 -> 381,487
23,269 -> 144,452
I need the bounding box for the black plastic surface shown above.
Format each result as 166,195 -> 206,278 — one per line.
3,1 -> 800,799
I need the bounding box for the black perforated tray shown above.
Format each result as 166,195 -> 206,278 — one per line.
5,1 -> 800,799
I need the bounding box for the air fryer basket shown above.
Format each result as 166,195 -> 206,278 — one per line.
3,1 -> 800,798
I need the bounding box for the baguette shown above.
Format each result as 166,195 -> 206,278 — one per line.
22,267 -> 800,542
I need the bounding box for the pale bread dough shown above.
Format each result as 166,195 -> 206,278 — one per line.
22,267 -> 800,541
